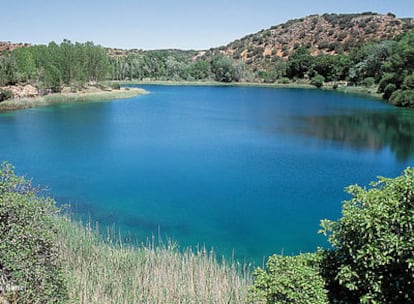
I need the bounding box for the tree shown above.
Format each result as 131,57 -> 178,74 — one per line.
12,47 -> 36,82
320,168 -> 414,303
82,41 -> 109,83
378,30 -> 414,101
310,74 -> 325,88
187,60 -> 211,80
210,56 -> 241,82
0,53 -> 17,86
286,46 -> 314,79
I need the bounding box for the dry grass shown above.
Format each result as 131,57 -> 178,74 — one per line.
56,218 -> 250,304
0,88 -> 147,112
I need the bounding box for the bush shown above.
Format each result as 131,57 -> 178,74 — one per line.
402,73 -> 414,90
383,83 -> 397,100
311,74 -> 325,88
320,167 -> 414,303
110,82 -> 121,90
278,77 -> 290,84
0,89 -> 13,102
390,89 -> 414,108
362,77 -> 375,87
0,162 -> 67,303
248,253 -> 329,304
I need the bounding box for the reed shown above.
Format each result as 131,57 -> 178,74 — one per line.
56,218 -> 250,304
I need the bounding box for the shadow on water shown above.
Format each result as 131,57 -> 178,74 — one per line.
294,109 -> 414,161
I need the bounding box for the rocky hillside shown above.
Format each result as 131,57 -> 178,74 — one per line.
0,41 -> 30,55
199,12 -> 414,69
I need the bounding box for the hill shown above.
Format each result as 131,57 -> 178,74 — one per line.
198,12 -> 414,70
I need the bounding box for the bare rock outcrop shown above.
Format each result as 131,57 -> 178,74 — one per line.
1,84 -> 39,99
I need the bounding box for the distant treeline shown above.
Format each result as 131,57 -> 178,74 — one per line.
0,40 -> 108,92
1,29 -> 414,107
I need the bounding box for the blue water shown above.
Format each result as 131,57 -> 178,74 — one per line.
1,85 -> 413,263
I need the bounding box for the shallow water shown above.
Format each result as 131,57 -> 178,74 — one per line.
1,85 -> 413,263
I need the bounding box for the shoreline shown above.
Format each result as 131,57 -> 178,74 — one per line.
119,80 -> 384,101
0,87 -> 148,113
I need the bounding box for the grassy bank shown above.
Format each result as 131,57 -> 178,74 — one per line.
0,88 -> 147,113
57,217 -> 250,304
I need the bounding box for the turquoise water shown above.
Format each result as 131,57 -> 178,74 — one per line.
1,85 -> 414,263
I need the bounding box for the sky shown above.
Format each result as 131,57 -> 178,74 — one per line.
1,0 -> 414,50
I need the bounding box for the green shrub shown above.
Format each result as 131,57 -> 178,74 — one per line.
390,89 -> 414,108
278,77 -> 290,84
320,167 -> 414,303
248,253 -> 328,304
402,73 -> 414,90
383,83 -> 397,100
0,89 -> 13,102
362,77 -> 375,87
0,162 -> 67,303
110,82 -> 121,90
310,74 -> 325,88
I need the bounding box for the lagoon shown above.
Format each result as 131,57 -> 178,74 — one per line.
1,85 -> 413,263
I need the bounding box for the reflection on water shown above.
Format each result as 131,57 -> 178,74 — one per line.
297,109 -> 414,161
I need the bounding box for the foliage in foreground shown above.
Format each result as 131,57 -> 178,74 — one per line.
320,167 -> 414,303
250,168 -> 414,303
0,162 -> 67,303
248,253 -> 328,304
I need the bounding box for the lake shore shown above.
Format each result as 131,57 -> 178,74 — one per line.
119,80 -> 384,100
0,87 -> 148,113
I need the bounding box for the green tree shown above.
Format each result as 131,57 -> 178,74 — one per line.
310,74 -> 325,88
378,30 -> 414,101
187,60 -> 211,80
82,41 -> 109,82
286,46 -> 314,79
211,56 -> 241,82
43,63 -> 62,92
12,47 -> 36,82
0,53 -> 17,86
320,168 -> 414,303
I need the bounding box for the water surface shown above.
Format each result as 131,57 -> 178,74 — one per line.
1,85 -> 413,263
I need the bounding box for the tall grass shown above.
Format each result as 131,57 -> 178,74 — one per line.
56,218 -> 250,304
